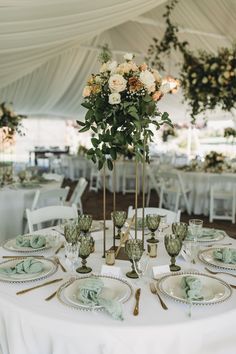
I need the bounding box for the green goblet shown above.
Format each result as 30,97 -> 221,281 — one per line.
146,214 -> 161,243
164,234 -> 182,272
64,221 -> 80,245
125,239 -> 143,278
172,222 -> 188,242
111,211 -> 127,240
78,214 -> 93,236
76,235 -> 93,274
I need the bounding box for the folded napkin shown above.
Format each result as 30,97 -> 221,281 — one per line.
77,277 -> 123,321
181,276 -> 204,301
213,248 -> 236,264
187,228 -> 215,240
16,235 -> 46,249
0,258 -> 43,275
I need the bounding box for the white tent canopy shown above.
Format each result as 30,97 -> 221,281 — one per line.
0,0 -> 235,121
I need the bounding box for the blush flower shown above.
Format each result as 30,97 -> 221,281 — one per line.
108,74 -> 127,92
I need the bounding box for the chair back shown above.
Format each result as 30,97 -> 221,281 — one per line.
127,206 -> 181,223
70,178 -> 88,204
42,173 -> 63,182
26,204 -> 78,233
31,186 -> 70,210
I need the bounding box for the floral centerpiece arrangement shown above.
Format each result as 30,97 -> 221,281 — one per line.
204,151 -> 225,172
0,102 -> 26,140
78,51 -> 172,170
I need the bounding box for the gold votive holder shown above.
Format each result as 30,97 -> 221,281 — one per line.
147,242 -> 157,258
105,249 -> 115,265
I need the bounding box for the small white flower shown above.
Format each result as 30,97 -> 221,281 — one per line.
109,92 -> 121,105
210,63 -> 218,71
124,53 -> 134,61
202,77 -> 208,84
191,72 -> 197,78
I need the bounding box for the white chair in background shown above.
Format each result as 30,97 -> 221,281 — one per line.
26,204 -> 78,233
89,165 -> 101,192
68,177 -> 88,213
209,175 -> 236,224
158,170 -> 191,215
42,173 -> 64,183
127,206 -> 181,224
146,165 -> 164,207
122,161 -> 139,195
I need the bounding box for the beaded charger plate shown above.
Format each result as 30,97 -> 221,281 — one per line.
199,248 -> 236,271
3,235 -> 52,253
157,271 -> 232,305
57,274 -> 133,311
0,257 -> 58,283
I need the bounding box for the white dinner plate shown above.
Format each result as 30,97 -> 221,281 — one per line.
3,235 -> 52,253
158,272 -> 232,305
0,257 -> 58,283
199,247 -> 236,271
186,228 -> 225,243
57,275 -> 133,311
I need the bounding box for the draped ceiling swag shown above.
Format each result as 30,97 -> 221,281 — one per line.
0,0 -> 235,121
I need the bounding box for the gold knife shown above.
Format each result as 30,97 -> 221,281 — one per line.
3,255 -> 44,259
133,288 -> 141,316
16,278 -> 63,295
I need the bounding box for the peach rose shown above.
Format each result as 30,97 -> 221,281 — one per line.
152,91 -> 163,101
82,86 -> 91,97
140,63 -> 148,71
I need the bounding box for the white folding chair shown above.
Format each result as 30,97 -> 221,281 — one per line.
209,175 -> 236,223
122,161 -> 139,195
26,204 -> 78,233
158,170 -> 191,215
127,206 -> 181,224
42,173 -> 64,183
146,165 -> 164,207
68,178 -> 88,213
89,165 -> 101,192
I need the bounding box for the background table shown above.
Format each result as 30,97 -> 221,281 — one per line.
0,224 -> 235,354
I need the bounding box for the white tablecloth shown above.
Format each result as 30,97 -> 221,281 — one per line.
177,171 -> 236,215
0,224 -> 236,354
0,182 -> 60,242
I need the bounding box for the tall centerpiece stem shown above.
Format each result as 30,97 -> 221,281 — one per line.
112,160 -> 116,249
142,135 -> 147,248
135,151 -> 139,240
103,164 -> 106,258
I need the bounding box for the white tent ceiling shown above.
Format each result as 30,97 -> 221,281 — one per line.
0,0 -> 235,122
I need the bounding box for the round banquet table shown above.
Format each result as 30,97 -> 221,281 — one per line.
176,170 -> 236,215
0,223 -> 236,354
0,181 -> 60,242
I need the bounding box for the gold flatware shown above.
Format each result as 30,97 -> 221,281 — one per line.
150,282 -> 168,310
205,267 -> 236,278
2,255 -> 44,259
45,276 -> 76,301
206,243 -> 232,248
55,243 -> 64,255
133,288 -> 141,316
16,278 -> 63,295
54,256 -> 67,272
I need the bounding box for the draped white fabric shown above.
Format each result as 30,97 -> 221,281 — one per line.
0,0 -> 235,119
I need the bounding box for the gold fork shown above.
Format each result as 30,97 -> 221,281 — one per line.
205,267 -> 236,278
150,282 -> 168,310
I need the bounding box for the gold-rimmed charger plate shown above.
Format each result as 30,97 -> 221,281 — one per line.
158,271 -> 232,305
0,257 -> 58,283
199,247 -> 236,271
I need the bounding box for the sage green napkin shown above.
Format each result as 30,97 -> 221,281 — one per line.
0,258 -> 44,275
213,248 -> 236,264
16,235 -> 46,249
77,277 -> 123,321
181,276 -> 204,301
187,228 -> 215,240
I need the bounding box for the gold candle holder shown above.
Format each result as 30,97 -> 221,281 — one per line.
105,249 -> 115,266
147,243 -> 157,258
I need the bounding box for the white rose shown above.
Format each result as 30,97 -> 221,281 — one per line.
160,82 -> 171,94
109,92 -> 121,105
107,60 -> 117,72
139,70 -> 155,91
124,53 -> 134,61
108,74 -> 127,92
152,69 -> 162,83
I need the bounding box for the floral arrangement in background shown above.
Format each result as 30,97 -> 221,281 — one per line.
224,127 -> 236,138
77,144 -> 88,156
0,102 -> 26,140
78,49 -> 172,170
162,126 -> 177,142
146,0 -> 236,122
204,151 -> 225,172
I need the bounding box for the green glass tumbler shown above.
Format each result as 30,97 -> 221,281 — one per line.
146,214 -> 161,243
164,234 -> 182,272
125,239 -> 143,278
111,211 -> 127,240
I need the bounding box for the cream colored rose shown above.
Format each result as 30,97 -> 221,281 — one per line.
82,86 -> 91,97
160,82 -> 171,94
124,53 -> 134,61
152,69 -> 162,83
108,92 -> 121,105
107,61 -> 117,72
116,62 -> 131,74
108,74 -> 127,92
139,70 -> 155,91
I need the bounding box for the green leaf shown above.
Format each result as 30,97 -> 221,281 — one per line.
142,94 -> 152,103
91,126 -> 97,133
107,159 -> 113,171
79,126 -> 90,133
81,102 -> 92,109
91,138 -> 99,148
76,120 -> 85,126
110,147 -> 117,160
